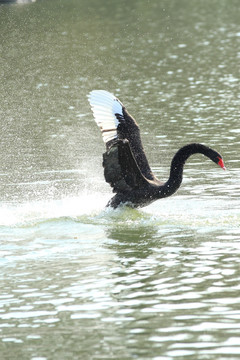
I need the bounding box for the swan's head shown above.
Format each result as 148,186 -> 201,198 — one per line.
216,156 -> 226,170
206,146 -> 225,170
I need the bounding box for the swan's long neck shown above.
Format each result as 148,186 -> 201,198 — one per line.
158,143 -> 214,198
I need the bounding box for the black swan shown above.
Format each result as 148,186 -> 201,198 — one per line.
88,90 -> 225,209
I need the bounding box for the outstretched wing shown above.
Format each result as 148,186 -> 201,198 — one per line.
87,90 -> 123,144
87,90 -> 155,181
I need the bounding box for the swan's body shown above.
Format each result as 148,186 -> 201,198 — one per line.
88,90 -> 225,209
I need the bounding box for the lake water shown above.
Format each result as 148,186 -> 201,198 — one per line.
0,0 -> 240,359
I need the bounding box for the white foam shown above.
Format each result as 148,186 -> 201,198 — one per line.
0,193 -> 110,227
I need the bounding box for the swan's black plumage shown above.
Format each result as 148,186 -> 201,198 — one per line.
88,90 -> 225,209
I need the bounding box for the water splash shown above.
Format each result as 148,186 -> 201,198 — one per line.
0,192 -> 109,227
0,180 -> 239,233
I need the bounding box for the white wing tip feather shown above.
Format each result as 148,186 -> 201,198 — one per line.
87,90 -> 123,143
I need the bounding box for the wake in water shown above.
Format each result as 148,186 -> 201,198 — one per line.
0,189 -> 239,230
0,187 -> 239,269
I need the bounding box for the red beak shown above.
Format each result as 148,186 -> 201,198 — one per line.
218,157 -> 226,170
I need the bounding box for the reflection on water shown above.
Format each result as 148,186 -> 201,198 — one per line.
1,205 -> 240,359
0,0 -> 240,359
1,195 -> 240,359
